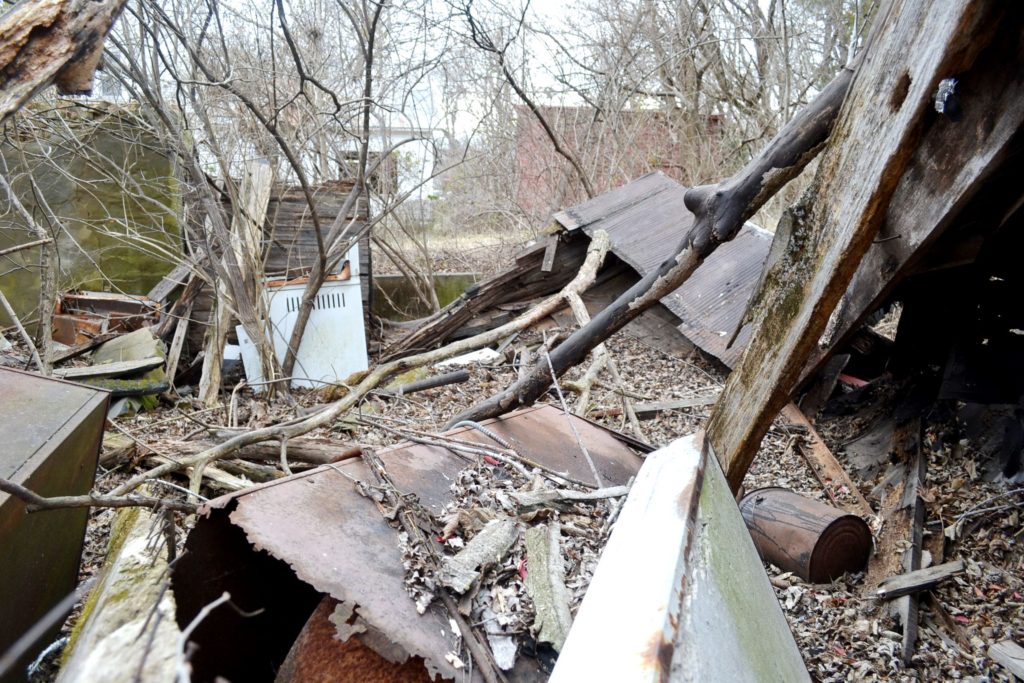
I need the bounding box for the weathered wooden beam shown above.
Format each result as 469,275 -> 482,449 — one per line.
896,419 -> 927,666
801,3 -> 1024,381
706,0 -> 1003,492
781,403 -> 873,518
0,0 -> 128,125
589,394 -> 721,420
875,559 -> 965,600
989,640 -> 1024,679
52,356 -> 164,380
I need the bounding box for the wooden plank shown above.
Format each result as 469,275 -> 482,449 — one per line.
164,299 -> 192,388
895,417 -> 926,665
802,6 -> 1024,381
53,356 -> 164,380
541,236 -> 559,272
781,403 -> 873,518
551,434 -> 808,682
590,394 -> 720,420
705,0 -> 1001,492
876,560 -> 965,600
50,332 -> 120,364
146,261 -> 191,302
989,640 -> 1024,679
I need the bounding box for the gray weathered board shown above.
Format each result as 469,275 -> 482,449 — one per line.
706,0 -> 1004,490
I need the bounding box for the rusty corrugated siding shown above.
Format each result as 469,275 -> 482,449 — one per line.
554,172 -> 771,368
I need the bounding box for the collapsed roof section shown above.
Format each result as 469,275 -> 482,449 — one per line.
553,172 -> 771,368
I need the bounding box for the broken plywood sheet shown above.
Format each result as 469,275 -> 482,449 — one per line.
173,405 -> 643,682
554,172 -> 771,368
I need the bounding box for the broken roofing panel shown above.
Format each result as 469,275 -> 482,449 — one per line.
172,405 -> 645,682
554,172 -> 772,368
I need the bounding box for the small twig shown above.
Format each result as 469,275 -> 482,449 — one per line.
279,438 -> 293,476
0,237 -> 53,257
175,592 -> 230,683
543,344 -> 603,488
0,477 -> 196,513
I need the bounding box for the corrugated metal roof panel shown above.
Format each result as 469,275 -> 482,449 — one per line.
554,172 -> 770,368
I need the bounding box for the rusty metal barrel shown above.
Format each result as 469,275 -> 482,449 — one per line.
739,487 -> 872,583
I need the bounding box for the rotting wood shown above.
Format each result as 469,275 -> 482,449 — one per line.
58,501 -> 179,682
989,640 -> 1024,679
511,485 -> 629,513
52,357 -> 164,380
876,559 -> 965,600
164,299 -> 192,389
589,393 -> 721,420
800,4 -> 1024,382
523,523 -> 573,652
705,0 -> 1001,492
451,60 -> 856,428
146,261 -> 192,303
781,403 -> 873,518
0,0 -> 128,124
109,233 -> 611,497
798,353 -> 849,419
895,417 -> 926,666
382,236 -> 589,360
50,332 -> 120,365
99,432 -> 136,468
438,517 -> 519,594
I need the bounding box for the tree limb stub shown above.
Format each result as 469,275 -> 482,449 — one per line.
448,65 -> 855,428
0,0 -> 128,125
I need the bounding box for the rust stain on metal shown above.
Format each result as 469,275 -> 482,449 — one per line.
640,629 -> 675,682
180,405 -> 643,682
554,172 -> 771,367
739,487 -> 872,582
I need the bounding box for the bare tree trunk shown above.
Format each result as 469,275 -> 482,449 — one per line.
280,0 -> 385,378
449,65 -> 855,428
199,161 -> 274,405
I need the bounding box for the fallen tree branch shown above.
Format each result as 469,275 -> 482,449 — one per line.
0,477 -> 196,513
448,64 -> 855,427
108,232 -> 611,496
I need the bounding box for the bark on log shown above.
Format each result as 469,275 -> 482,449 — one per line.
0,0 -> 127,124
449,65 -> 854,428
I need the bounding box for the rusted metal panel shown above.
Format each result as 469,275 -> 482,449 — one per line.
173,405 -> 643,682
553,172 -> 771,367
551,434 -> 808,682
739,487 -> 872,583
0,368 -> 108,683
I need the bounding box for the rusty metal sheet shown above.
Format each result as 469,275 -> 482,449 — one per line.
175,405 -> 643,682
553,172 -> 771,368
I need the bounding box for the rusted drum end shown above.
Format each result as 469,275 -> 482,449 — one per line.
808,514 -> 872,582
739,487 -> 871,583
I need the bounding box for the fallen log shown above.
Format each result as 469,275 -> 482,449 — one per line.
449,63 -> 855,428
